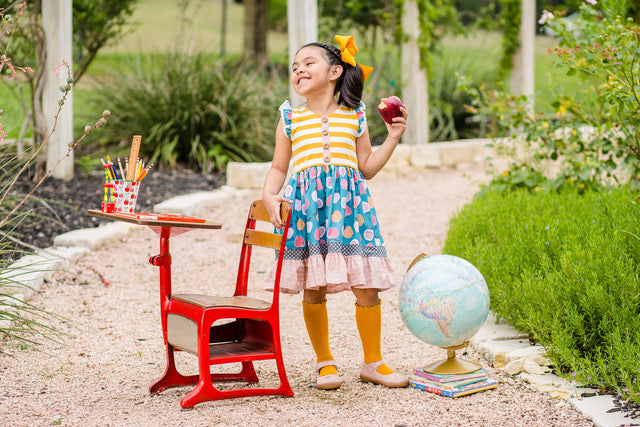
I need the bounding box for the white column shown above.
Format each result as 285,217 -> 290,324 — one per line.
42,0 -> 74,180
287,0 -> 317,107
510,0 -> 535,103
401,0 -> 429,144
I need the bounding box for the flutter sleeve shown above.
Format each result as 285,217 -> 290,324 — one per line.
356,101 -> 367,137
279,100 -> 293,138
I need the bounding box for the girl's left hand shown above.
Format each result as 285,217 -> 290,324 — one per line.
386,105 -> 408,139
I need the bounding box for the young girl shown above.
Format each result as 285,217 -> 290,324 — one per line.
262,35 -> 408,390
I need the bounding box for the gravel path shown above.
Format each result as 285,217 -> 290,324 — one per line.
0,166 -> 595,426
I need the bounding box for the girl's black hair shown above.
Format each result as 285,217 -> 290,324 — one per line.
300,42 -> 363,109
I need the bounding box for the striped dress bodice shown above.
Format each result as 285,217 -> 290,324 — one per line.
280,101 -> 366,173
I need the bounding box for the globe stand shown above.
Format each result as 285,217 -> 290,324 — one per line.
423,342 -> 481,375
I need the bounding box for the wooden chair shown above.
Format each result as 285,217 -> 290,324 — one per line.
149,200 -> 294,407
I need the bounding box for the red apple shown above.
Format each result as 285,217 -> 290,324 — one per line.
378,96 -> 403,124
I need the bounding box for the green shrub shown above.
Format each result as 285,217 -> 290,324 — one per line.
429,41 -> 498,141
462,1 -> 640,192
443,186 -> 640,401
82,52 -> 287,172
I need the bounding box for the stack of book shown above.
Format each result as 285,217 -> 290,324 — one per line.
409,367 -> 498,398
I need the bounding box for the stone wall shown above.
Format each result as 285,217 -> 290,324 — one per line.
227,138 -> 494,189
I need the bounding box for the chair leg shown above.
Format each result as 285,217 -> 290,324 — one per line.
179,357 -> 292,407
239,361 -> 260,383
149,344 -> 198,394
180,334 -> 222,408
273,335 -> 294,397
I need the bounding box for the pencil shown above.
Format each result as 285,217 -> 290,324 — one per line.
110,162 -> 119,180
138,163 -> 153,181
117,158 -> 125,180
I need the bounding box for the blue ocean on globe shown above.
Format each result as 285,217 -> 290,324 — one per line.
399,254 -> 490,348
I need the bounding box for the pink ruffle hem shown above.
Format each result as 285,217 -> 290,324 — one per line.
263,253 -> 397,294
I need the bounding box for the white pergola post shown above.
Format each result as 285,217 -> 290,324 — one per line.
510,0 -> 535,104
401,0 -> 429,144
287,0 -> 317,107
42,0 -> 74,180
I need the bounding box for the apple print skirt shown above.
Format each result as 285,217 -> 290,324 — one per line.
264,165 -> 396,294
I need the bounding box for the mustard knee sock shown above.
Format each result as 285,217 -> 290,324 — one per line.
302,300 -> 337,377
355,300 -> 393,375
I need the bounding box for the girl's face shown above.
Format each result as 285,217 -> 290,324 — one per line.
291,46 -> 341,97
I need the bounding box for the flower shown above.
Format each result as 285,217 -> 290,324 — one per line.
538,10 -> 554,25
1,55 -> 33,80
0,119 -> 7,144
585,0 -> 597,5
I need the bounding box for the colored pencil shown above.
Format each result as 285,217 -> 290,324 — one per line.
117,158 -> 125,180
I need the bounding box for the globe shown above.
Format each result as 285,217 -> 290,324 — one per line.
399,254 -> 490,349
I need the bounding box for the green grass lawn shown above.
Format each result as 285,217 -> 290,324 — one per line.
99,0 -> 288,57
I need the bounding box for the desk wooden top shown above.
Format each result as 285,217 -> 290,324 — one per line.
87,209 -> 222,229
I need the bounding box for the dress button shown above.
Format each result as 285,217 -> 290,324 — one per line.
321,117 -> 328,123
322,130 -> 329,136
324,156 -> 330,162
323,143 -> 330,149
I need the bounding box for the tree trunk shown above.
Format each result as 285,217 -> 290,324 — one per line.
244,0 -> 269,64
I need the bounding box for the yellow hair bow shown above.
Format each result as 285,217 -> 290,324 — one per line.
334,35 -> 373,82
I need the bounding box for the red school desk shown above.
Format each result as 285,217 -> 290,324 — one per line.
86,210 -> 223,397
86,207 -> 293,407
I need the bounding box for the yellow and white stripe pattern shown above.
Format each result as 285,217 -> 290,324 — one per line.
287,104 -> 364,173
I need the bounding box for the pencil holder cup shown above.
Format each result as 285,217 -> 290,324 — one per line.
112,180 -> 140,213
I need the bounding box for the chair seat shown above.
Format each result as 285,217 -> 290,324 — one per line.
167,313 -> 275,357
172,293 -> 271,310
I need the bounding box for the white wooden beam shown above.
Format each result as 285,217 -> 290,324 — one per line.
401,0 -> 429,144
510,0 -> 535,104
287,0 -> 317,107
42,0 -> 74,180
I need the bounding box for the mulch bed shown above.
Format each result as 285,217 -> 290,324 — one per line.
3,167 -> 224,259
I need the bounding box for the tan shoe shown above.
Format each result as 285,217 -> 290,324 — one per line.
316,360 -> 342,390
360,360 -> 409,388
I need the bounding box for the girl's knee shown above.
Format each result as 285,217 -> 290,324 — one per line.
352,288 -> 379,307
303,288 -> 327,304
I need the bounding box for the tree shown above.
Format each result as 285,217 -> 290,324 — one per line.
243,0 -> 269,64
71,0 -> 136,82
0,0 -> 135,177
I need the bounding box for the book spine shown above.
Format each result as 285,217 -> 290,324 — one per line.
440,388 -> 455,398
452,383 -> 499,398
412,369 -> 441,382
410,380 -> 443,395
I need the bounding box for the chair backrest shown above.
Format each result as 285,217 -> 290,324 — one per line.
244,201 -> 290,249
235,200 -> 291,299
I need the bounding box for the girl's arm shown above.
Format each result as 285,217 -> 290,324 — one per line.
356,107 -> 408,179
262,117 -> 292,228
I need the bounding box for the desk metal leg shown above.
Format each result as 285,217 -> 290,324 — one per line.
148,227 -> 198,394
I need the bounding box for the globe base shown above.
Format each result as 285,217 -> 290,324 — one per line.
423,343 -> 482,375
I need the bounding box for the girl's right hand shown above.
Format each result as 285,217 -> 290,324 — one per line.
262,194 -> 291,229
